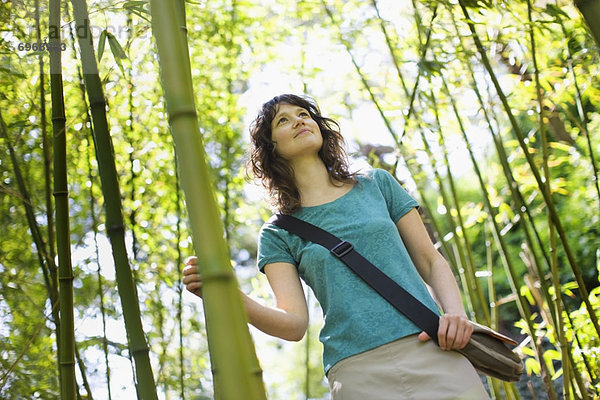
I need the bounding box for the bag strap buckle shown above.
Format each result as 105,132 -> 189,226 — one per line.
330,241 -> 353,258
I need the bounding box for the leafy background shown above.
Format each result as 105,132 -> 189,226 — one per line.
1,0 -> 599,399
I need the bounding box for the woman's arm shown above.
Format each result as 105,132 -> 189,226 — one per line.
395,208 -> 473,350
183,257 -> 308,342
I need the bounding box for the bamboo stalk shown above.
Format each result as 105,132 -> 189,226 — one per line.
150,1 -> 267,399
321,0 -> 402,146
63,5 -> 113,396
174,149 -> 185,399
448,81 -> 556,397
526,2 -> 573,397
433,54 -> 555,397
483,225 -> 507,400
34,0 -> 55,266
371,0 -> 410,97
0,109 -> 60,345
75,344 -> 94,399
487,214 -> 558,400
556,6 -> 600,215
171,7 -> 188,398
49,0 -> 76,398
324,0 -> 461,271
430,90 -> 490,325
574,0 -> 600,50
457,0 -> 600,340
453,11 -> 595,387
69,0 -> 158,397
448,6 -> 557,323
401,2 -> 439,144
89,138 -> 112,400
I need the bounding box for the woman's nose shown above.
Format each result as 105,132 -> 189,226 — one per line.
292,115 -> 304,127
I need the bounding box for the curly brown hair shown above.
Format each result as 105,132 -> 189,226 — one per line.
248,94 -> 356,214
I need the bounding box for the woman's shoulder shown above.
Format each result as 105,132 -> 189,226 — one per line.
356,168 -> 393,184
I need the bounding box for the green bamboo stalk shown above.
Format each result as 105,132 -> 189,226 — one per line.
371,0 -> 410,98
172,7 -> 188,397
556,7 -> 600,215
63,6 -> 113,396
526,2 -> 573,397
429,90 -> 490,325
441,70 -> 557,395
89,138 -> 112,400
321,0 -> 402,146
421,104 -> 479,319
325,0 -> 460,270
457,19 -> 595,389
305,292 -> 312,398
448,7 -> 558,324
125,11 -> 140,269
35,0 -> 55,266
0,108 -> 60,344
174,151 -> 185,399
429,39 -> 553,395
49,0 -> 76,398
74,344 -> 94,399
457,0 -> 600,340
69,0 -> 158,398
574,0 -> 600,50
483,225 -> 507,400
487,214 -> 558,400
402,1 -> 438,143
150,1 -> 267,399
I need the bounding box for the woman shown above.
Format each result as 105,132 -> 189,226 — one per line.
183,94 -> 490,399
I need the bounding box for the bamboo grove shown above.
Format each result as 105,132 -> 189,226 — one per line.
0,0 -> 599,399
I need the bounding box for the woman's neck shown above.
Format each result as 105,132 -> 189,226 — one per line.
291,157 -> 351,207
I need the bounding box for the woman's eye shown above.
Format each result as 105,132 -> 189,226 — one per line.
299,111 -> 309,117
277,117 -> 288,125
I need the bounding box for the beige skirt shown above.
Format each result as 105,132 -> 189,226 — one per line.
327,334 -> 490,400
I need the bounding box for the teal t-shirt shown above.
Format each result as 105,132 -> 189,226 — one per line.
257,168 -> 440,373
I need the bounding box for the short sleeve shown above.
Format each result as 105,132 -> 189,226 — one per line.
372,169 -> 419,222
257,223 -> 297,273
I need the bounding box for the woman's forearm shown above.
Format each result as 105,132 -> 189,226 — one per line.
425,256 -> 468,317
241,291 -> 308,342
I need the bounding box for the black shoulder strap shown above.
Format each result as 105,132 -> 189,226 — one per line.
268,213 -> 440,342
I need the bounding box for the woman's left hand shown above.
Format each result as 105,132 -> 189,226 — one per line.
417,313 -> 473,350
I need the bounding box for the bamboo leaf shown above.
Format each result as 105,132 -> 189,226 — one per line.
107,32 -> 127,75
520,285 -> 535,305
123,1 -> 151,22
521,345 -> 536,358
551,368 -> 564,381
0,66 -> 26,79
97,29 -> 107,62
107,32 -> 127,60
543,4 -> 570,21
525,357 -> 541,375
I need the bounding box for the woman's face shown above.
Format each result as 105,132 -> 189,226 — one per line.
270,103 -> 323,161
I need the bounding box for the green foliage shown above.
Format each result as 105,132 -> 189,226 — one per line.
2,0 -> 600,398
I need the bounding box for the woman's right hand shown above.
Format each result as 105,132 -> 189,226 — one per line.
182,256 -> 203,298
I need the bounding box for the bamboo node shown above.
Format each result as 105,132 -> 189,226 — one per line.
53,190 -> 69,197
89,98 -> 107,109
129,346 -> 150,356
168,106 -> 197,123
